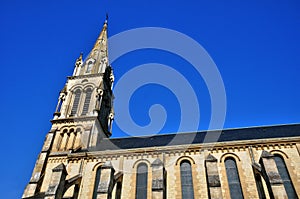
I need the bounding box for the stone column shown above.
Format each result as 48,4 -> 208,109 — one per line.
45,163 -> 68,199
205,154 -> 222,199
151,158 -> 165,199
260,150 -> 288,198
96,161 -> 115,199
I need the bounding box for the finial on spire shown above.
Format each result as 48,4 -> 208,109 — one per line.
105,13 -> 108,24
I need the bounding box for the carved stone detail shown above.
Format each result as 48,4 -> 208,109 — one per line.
152,179 -> 164,191
268,171 -> 283,184
207,175 -> 221,187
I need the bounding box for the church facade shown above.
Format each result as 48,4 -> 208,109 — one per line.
23,20 -> 300,199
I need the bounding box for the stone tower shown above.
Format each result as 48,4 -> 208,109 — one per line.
22,19 -> 115,198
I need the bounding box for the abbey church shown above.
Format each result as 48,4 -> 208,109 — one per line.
22,20 -> 300,199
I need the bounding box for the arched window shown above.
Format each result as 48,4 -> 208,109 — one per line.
55,96 -> 63,113
225,158 -> 243,199
57,100 -> 63,112
180,160 -> 194,199
93,167 -> 101,199
66,129 -> 76,150
274,155 -> 297,198
82,88 -> 92,115
71,89 -> 81,116
56,132 -> 64,151
86,59 -> 94,73
136,163 -> 148,199
57,129 -> 68,151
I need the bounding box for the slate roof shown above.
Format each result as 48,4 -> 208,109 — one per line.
88,124 -> 300,151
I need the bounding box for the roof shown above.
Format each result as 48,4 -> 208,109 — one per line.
88,123 -> 300,151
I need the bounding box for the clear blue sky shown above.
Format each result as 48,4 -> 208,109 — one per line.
1,0 -> 300,198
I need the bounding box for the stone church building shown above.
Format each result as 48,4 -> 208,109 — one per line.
23,20 -> 300,199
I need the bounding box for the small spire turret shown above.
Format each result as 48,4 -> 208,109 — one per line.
73,52 -> 83,76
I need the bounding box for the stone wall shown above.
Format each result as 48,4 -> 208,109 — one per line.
24,137 -> 300,199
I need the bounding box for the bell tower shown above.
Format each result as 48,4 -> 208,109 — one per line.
22,19 -> 114,198
53,18 -> 114,149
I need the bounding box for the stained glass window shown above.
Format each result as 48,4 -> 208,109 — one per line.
225,158 -> 243,199
180,161 -> 194,199
93,167 -> 101,199
274,155 -> 297,198
136,163 -> 148,199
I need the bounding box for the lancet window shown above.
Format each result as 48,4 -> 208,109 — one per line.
70,89 -> 81,116
274,155 -> 297,198
225,158 -> 243,199
82,88 -> 92,115
93,167 -> 102,199
136,163 -> 148,199
180,160 -> 194,199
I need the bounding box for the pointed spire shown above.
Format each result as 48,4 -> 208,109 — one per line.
89,17 -> 108,60
79,52 -> 83,60
75,52 -> 83,68
75,16 -> 110,76
75,16 -> 110,75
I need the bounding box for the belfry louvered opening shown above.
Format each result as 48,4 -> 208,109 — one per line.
82,88 -> 92,115
70,89 -> 81,116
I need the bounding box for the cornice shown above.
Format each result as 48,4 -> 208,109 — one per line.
67,73 -> 102,80
51,116 -> 98,124
48,136 -> 300,161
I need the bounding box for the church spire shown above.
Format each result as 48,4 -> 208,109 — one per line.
89,18 -> 108,60
74,18 -> 109,76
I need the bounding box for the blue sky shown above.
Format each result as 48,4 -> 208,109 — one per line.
1,0 -> 300,198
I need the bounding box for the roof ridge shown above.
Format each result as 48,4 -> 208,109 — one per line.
108,123 -> 300,139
